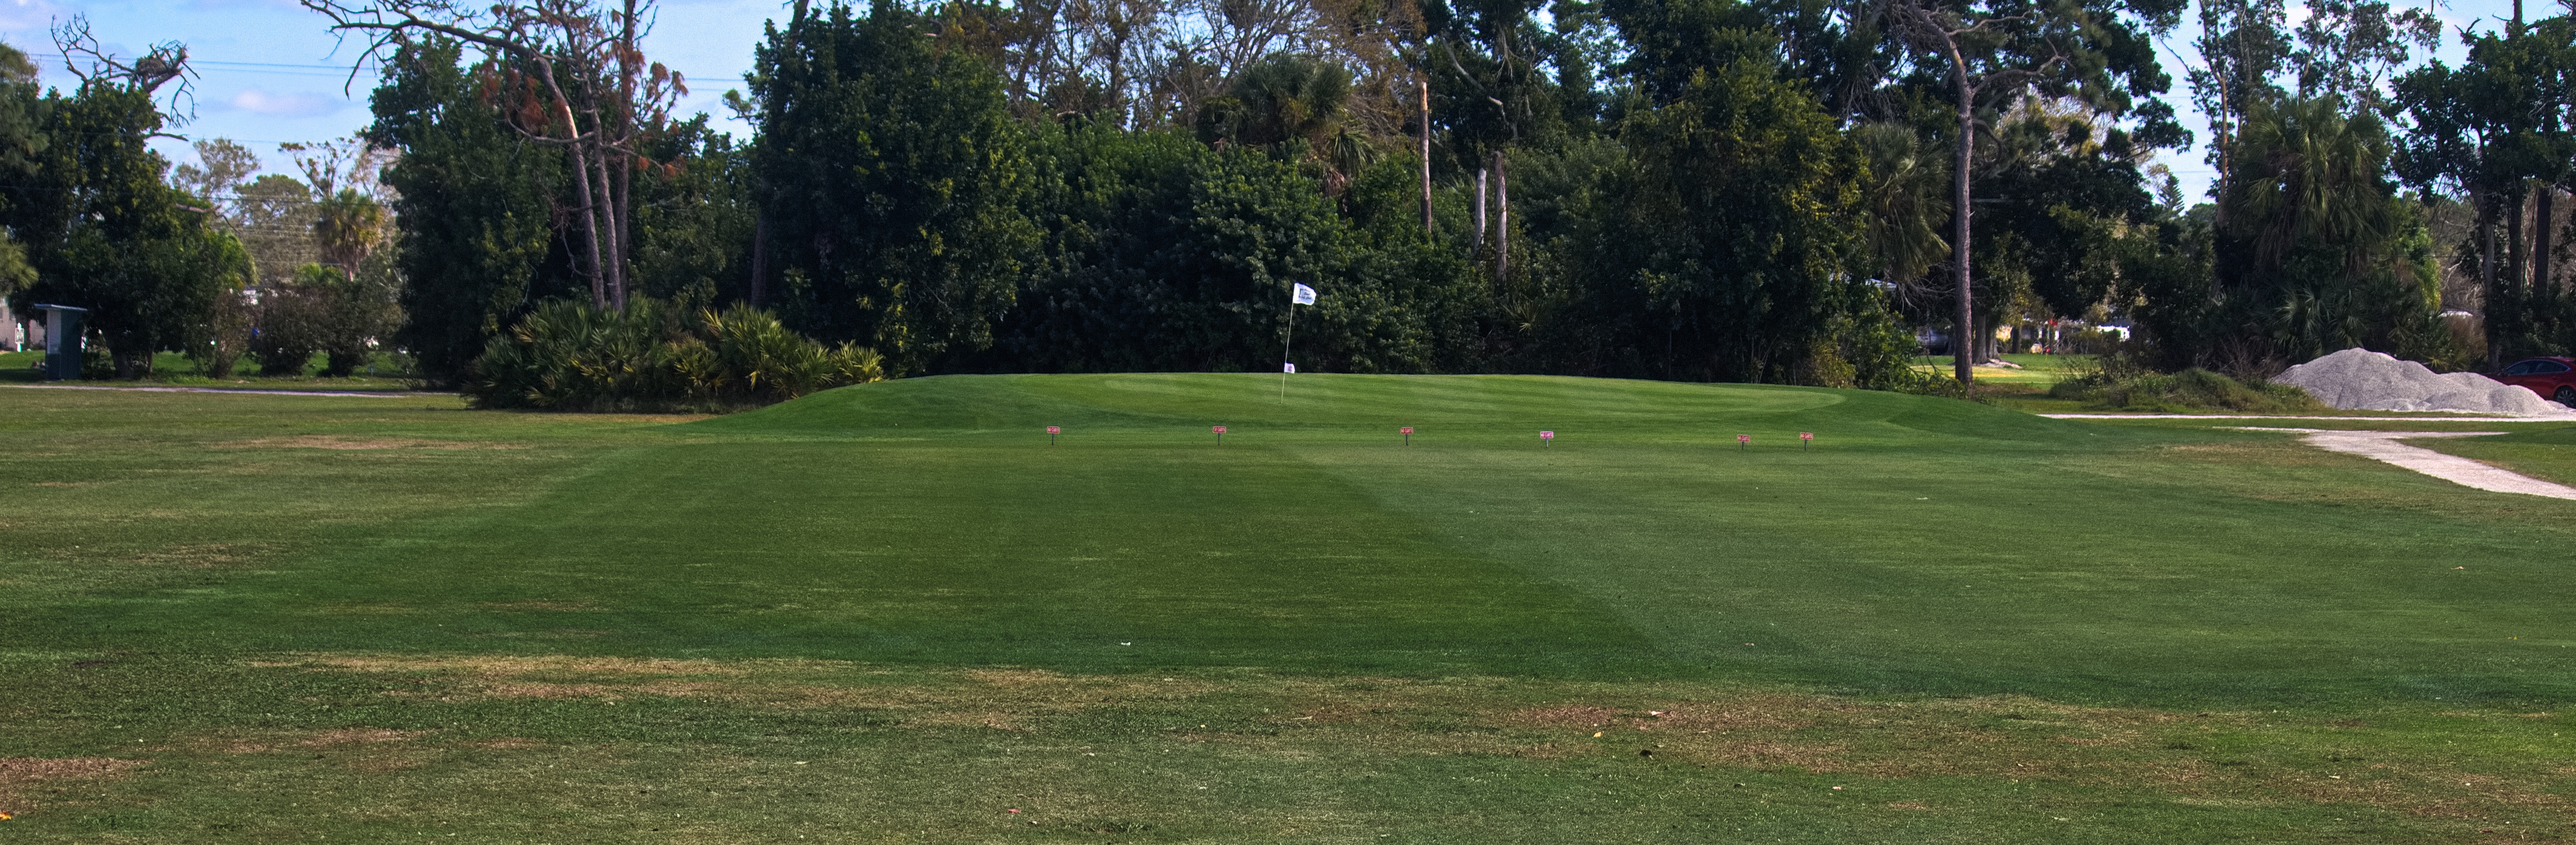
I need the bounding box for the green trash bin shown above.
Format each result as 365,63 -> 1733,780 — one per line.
31,304 -> 86,380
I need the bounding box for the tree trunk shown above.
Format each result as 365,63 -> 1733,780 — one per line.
1419,81 -> 1433,238
613,144 -> 634,310
2511,188 -> 2527,298
595,150 -> 626,311
566,141 -> 607,309
2537,187 -> 2555,299
536,57 -> 609,310
2482,195 -> 2501,370
1474,168 -> 1488,247
1950,72 -> 1975,383
1494,149 -> 1509,281
751,210 -> 769,308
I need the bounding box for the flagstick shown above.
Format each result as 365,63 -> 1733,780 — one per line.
1280,293 -> 1294,402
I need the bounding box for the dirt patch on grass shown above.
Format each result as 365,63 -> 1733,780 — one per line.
219,435 -> 529,451
2159,441 -> 2345,466
312,603 -> 416,615
261,654 -> 754,676
126,543 -> 270,569
0,757 -> 143,783
467,680 -> 732,701
301,728 -> 428,747
0,757 -> 145,810
242,654 -> 2576,827
478,600 -> 599,612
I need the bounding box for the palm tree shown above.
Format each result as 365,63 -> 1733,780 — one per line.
1209,53 -> 1352,148
1197,53 -> 1371,194
2222,93 -> 2428,363
311,188 -> 386,279
1853,123 -> 1951,306
2224,94 -> 2400,277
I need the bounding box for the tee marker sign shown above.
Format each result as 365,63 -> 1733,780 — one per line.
1800,431 -> 1813,451
1047,425 -> 1061,445
1212,425 -> 1227,443
1540,430 -> 1554,447
1400,426 -> 1414,446
1738,434 -> 1751,451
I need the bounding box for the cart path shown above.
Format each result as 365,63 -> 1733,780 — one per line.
6,384 -> 450,398
2245,428 -> 2576,500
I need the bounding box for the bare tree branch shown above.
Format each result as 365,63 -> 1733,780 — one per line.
301,0 -> 685,311
50,15 -> 199,121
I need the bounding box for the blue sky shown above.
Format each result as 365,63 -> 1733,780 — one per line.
0,0 -> 2529,201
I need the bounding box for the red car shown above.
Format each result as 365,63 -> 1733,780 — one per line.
2498,356 -> 2576,406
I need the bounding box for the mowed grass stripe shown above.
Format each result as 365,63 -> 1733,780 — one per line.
20,373 -> 2576,704
158,438 -> 1656,673
1296,433 -> 2576,701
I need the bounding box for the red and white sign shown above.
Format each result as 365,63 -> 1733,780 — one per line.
1799,432 -> 1813,441
1047,426 -> 1062,434
1400,427 -> 1414,435
1738,434 -> 1751,444
1540,431 -> 1554,440
1212,426 -> 1227,434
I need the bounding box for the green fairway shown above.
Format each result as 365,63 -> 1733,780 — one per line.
7,375 -> 2576,842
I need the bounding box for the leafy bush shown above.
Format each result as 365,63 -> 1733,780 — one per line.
248,264 -> 404,377
469,299 -> 881,412
249,283 -> 328,376
190,288 -> 253,379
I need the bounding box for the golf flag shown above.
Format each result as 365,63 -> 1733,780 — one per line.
1283,362 -> 1296,373
1292,283 -> 1317,305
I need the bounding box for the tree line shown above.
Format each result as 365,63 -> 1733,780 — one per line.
3,0 -> 2573,402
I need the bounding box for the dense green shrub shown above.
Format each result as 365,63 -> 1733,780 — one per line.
469,299 -> 882,412
190,288 -> 252,379
249,264 -> 403,377
249,282 -> 328,376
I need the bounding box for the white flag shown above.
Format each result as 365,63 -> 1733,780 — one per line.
1292,283 -> 1317,305
1283,362 -> 1297,373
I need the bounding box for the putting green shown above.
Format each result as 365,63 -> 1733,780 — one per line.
50,373 -> 2576,706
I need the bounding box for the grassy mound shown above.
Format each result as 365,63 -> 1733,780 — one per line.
693,372 -> 2090,445
2049,366 -> 2326,413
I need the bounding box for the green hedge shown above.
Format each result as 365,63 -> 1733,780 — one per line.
469,299 -> 882,412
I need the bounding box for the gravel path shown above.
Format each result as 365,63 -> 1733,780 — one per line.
2248,428 -> 2576,500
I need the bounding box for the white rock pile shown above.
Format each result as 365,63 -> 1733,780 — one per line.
2275,348 -> 2576,416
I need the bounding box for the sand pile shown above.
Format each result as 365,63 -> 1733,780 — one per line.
2275,348 -> 2576,416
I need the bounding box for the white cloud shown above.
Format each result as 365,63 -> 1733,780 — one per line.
224,88 -> 344,118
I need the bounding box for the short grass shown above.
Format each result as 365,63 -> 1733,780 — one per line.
5,375 -> 2576,843
0,349 -> 422,391
1910,353 -> 2088,386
